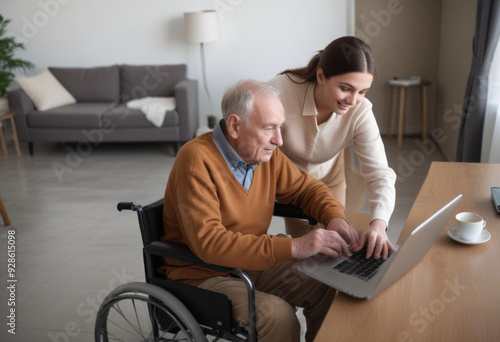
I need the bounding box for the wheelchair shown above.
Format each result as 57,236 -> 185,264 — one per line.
94,199 -> 316,342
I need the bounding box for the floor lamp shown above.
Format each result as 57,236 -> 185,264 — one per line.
184,10 -> 220,129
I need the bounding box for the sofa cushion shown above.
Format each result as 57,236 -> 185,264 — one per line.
14,69 -> 77,111
102,105 -> 179,128
120,64 -> 187,102
27,103 -> 114,128
49,65 -> 120,103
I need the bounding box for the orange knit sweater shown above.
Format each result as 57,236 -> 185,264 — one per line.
161,133 -> 346,286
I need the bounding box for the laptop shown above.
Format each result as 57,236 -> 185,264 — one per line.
296,194 -> 462,299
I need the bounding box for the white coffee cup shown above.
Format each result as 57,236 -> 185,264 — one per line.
455,212 -> 486,241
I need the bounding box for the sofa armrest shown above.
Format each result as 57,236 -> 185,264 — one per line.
174,79 -> 198,142
7,88 -> 34,142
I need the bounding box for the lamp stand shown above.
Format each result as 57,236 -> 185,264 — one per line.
199,42 -> 214,122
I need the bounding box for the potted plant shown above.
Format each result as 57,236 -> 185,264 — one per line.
0,14 -> 34,113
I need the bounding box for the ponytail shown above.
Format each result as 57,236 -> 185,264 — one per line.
279,50 -> 323,84
279,36 -> 376,84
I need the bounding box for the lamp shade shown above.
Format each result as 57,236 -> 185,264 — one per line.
183,11 -> 220,43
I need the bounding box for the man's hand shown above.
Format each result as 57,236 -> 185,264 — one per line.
325,218 -> 360,249
291,228 -> 351,259
352,219 -> 396,259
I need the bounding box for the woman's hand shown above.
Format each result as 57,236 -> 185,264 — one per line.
352,219 -> 396,259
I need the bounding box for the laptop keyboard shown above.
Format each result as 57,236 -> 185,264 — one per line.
333,248 -> 389,281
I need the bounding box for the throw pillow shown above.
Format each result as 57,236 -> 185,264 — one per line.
15,69 -> 76,111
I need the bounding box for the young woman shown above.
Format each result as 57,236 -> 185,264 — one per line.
268,36 -> 396,259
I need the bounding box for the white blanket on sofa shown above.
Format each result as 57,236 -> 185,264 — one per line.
126,97 -> 176,127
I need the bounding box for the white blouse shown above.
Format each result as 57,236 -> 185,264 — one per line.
269,74 -> 396,225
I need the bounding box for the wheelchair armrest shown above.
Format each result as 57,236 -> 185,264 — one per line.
273,202 -> 318,225
146,240 -> 257,341
147,241 -> 244,275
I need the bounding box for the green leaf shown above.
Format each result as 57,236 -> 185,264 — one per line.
0,15 -> 34,97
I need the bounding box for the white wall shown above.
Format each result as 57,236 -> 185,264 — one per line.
1,0 -> 350,124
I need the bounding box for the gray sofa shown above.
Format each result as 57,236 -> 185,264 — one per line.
8,64 -> 198,155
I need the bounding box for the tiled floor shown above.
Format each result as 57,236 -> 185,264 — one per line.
0,132 -> 443,341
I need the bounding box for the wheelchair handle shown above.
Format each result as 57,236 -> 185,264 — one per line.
117,202 -> 137,211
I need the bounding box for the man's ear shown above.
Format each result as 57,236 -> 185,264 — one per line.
316,68 -> 325,85
226,114 -> 241,139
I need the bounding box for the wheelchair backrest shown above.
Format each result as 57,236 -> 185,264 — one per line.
136,198 -> 164,247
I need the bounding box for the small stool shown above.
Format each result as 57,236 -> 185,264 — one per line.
388,81 -> 432,147
0,113 -> 22,157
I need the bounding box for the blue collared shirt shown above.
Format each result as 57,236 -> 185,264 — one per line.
212,120 -> 258,190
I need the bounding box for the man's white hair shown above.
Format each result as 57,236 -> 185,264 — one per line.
221,79 -> 280,124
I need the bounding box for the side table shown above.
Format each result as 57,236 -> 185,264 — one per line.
388,80 -> 432,147
0,113 -> 22,157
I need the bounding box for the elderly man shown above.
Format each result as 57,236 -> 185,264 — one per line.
161,79 -> 359,342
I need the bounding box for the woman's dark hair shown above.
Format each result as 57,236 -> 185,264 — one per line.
279,36 -> 376,83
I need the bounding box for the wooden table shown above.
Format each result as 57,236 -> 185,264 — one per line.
316,162 -> 500,342
388,81 -> 431,148
0,113 -> 22,157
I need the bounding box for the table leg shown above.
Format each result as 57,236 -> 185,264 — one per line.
398,87 -> 406,148
0,192 -> 11,226
0,126 -> 7,156
388,87 -> 397,138
9,116 -> 21,157
422,85 -> 428,140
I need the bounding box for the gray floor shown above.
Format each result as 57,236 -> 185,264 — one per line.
0,130 -> 443,341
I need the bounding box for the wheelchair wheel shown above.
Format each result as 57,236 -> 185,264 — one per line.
95,282 -> 207,342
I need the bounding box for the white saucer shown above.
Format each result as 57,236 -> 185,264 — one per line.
447,227 -> 491,245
